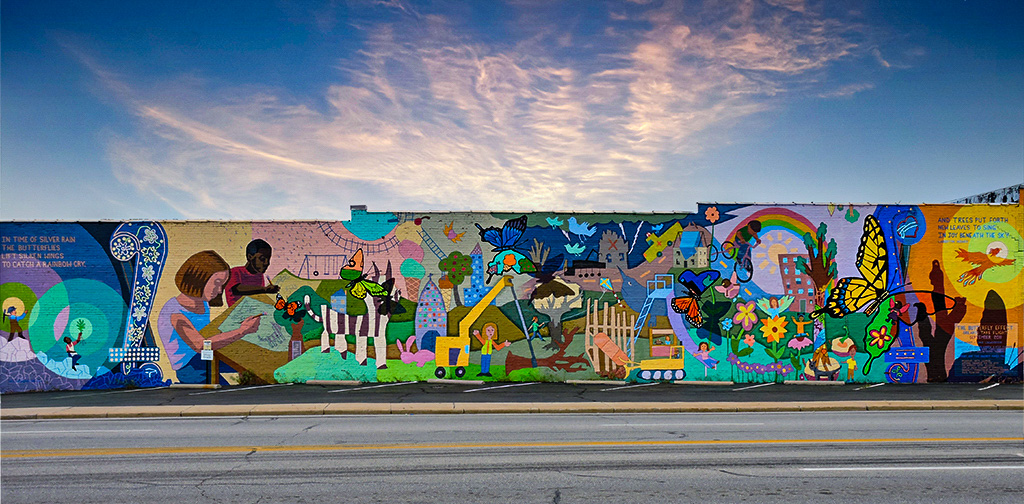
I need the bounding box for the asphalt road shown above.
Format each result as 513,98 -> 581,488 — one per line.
2,381 -> 1021,409
3,411 -> 1023,503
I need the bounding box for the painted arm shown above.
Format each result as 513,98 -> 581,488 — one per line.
170,313 -> 261,351
473,331 -> 486,346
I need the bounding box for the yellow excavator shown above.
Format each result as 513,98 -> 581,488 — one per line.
434,275 -> 525,379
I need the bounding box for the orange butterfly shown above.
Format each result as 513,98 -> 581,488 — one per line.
671,278 -> 709,328
672,296 -> 703,327
275,294 -> 301,320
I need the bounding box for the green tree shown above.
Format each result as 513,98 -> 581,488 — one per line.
438,251 -> 473,307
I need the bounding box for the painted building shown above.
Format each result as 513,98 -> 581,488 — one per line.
2,196 -> 1022,393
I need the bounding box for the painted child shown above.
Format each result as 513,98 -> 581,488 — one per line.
225,239 -> 281,307
474,322 -> 510,377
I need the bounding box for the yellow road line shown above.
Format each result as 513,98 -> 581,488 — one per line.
2,437 -> 1019,459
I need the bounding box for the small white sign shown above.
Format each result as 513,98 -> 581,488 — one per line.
201,349 -> 214,361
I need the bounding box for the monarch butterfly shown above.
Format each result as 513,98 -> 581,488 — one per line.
275,294 -> 303,322
672,294 -> 704,328
671,269 -> 720,328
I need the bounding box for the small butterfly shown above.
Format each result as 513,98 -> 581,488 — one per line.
338,250 -> 400,316
275,294 -> 303,322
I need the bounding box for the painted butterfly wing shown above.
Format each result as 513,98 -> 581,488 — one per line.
477,216 -> 528,252
275,297 -> 286,310
499,216 -> 528,249
672,296 -> 703,327
855,215 -> 888,290
285,302 -> 299,316
820,215 -> 892,318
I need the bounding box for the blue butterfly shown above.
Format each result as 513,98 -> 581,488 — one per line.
475,215 -> 527,252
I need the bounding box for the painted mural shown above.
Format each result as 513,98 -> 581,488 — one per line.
2,199 -> 1022,393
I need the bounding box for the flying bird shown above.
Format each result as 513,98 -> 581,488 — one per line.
567,217 -> 596,238
443,221 -> 465,243
956,247 -> 1016,285
564,243 -> 586,255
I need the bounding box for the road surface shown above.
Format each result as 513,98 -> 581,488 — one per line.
3,410 -> 1022,503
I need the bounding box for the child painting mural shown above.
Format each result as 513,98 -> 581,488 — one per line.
157,250 -> 262,383
224,239 -> 281,307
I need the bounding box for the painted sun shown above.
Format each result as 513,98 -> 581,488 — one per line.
754,231 -> 802,274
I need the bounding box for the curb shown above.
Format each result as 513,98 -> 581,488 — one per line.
2,400 -> 1021,420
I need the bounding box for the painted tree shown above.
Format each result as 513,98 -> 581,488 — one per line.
531,279 -> 583,351
795,222 -> 837,310
438,251 -> 472,307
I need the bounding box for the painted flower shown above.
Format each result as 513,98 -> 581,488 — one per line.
110,235 -> 135,261
140,246 -> 160,264
143,228 -> 159,244
705,206 -> 720,224
759,316 -> 789,344
141,264 -> 155,282
869,325 -> 893,349
132,305 -> 148,321
133,284 -> 152,303
733,301 -> 758,331
743,333 -> 756,347
721,318 -> 734,332
788,335 -> 812,350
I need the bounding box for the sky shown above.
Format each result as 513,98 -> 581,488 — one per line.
2,0 -> 1022,221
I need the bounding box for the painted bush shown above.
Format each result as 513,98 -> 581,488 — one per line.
1,200 -> 1021,393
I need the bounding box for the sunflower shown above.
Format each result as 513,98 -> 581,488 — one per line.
759,316 -> 789,344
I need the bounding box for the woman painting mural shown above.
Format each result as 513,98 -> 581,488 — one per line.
157,251 -> 262,383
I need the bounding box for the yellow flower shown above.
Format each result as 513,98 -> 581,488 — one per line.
759,316 -> 789,344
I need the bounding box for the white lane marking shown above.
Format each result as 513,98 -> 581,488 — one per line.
49,388 -> 163,400
977,383 -> 1000,391
189,383 -> 294,395
5,429 -> 154,435
600,382 -> 659,392
463,382 -> 539,393
601,423 -> 765,427
328,381 -> 416,393
802,466 -> 1024,472
733,383 -> 775,391
855,383 -> 885,391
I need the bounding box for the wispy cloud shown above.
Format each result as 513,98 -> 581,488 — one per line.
78,0 -> 878,219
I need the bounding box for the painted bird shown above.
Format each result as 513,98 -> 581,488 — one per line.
567,217 -> 596,238
564,243 -> 586,255
443,221 -> 465,243
545,216 -> 564,227
956,247 -> 1016,285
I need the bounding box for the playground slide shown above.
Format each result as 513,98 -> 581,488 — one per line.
663,297 -> 718,369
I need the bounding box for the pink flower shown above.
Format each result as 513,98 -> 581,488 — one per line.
788,335 -> 812,350
742,333 -> 756,347
869,325 -> 893,349
733,301 -> 758,331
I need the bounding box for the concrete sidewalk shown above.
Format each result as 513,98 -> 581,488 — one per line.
3,399 -> 1021,419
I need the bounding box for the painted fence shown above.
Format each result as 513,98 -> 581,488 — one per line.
2,200 -> 1021,393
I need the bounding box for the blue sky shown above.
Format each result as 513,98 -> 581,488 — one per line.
2,0 -> 1021,220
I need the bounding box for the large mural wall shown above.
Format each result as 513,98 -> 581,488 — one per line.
2,200 -> 1021,393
